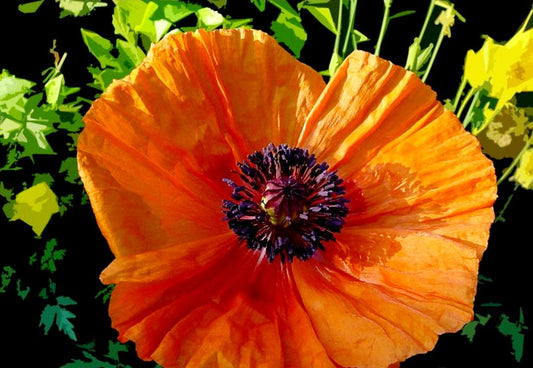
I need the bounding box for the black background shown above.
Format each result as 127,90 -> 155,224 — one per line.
1,0 -> 532,367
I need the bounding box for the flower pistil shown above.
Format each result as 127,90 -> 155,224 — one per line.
223,144 -> 349,262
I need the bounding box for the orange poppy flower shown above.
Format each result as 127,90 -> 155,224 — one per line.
77,29 -> 497,368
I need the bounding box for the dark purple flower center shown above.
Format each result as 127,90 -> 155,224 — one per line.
222,144 -> 349,262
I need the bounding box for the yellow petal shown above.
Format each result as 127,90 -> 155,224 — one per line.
512,147 -> 533,189
6,182 -> 59,236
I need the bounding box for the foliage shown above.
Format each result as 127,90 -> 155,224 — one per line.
40,296 -> 78,341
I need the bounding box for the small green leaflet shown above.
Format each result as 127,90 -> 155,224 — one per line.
105,340 -> 129,361
196,8 -> 225,30
95,284 -> 114,304
18,0 -> 45,14
39,278 -> 57,300
61,340 -> 132,368
270,1 -> 307,58
251,0 -> 267,12
0,70 -> 57,158
405,37 -> 434,76
300,0 -> 337,34
461,313 -> 491,342
33,172 -> 55,187
0,265 -> 16,293
57,0 -> 107,18
208,0 -> 227,8
60,352 -> 117,368
498,309 -> 527,362
16,279 -> 30,300
0,181 -> 13,200
81,28 -> 139,91
59,157 -> 80,184
40,296 -> 78,341
41,238 -> 66,273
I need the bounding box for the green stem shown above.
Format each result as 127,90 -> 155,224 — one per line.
421,23 -> 445,82
451,75 -> 467,113
342,0 -> 358,56
418,0 -> 435,43
374,0 -> 392,56
497,134 -> 533,185
495,183 -> 519,223
327,0 -> 344,76
333,0 -> 343,57
404,0 -> 435,69
462,88 -> 481,129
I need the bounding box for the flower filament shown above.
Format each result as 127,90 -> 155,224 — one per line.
223,144 -> 349,262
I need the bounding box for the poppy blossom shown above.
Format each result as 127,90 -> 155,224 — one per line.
77,29 -> 497,368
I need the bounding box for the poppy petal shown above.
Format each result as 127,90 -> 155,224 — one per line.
293,49 -> 495,368
103,239 -> 340,367
78,140 -> 228,257
298,50 -> 441,168
342,109 -> 496,230
293,255 -> 469,368
178,29 -> 326,153
78,29 -> 325,257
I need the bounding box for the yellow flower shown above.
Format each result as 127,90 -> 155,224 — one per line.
464,37 -> 501,89
512,148 -> 533,189
464,10 -> 533,109
434,7 -> 455,38
491,27 -> 533,109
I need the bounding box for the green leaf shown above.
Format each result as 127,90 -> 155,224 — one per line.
0,70 -> 63,158
57,0 -> 107,18
80,29 -> 117,69
196,8 -> 225,30
57,295 -> 77,306
498,309 -> 527,362
0,69 -> 34,101
0,181 -> 13,200
29,252 -> 38,266
353,29 -> 370,44
95,284 -> 114,304
38,287 -> 48,299
44,74 -> 65,106
59,194 -> 74,215
105,340 -> 129,361
59,157 -> 80,184
271,10 -> 307,58
18,0 -> 44,14
328,51 -> 343,77
33,172 -> 55,187
16,279 -> 30,300
40,304 -> 58,334
209,0 -> 227,8
40,296 -> 78,341
41,238 -> 66,273
461,313 -> 491,342
302,2 -> 337,34
4,182 -> 59,236
160,1 -> 201,23
251,0 -> 267,12
0,265 -> 16,293
223,16 -> 254,29
116,39 -> 146,69
268,0 -> 299,17
388,9 -> 416,20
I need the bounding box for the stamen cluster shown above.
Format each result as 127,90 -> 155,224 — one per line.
223,144 -> 349,262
